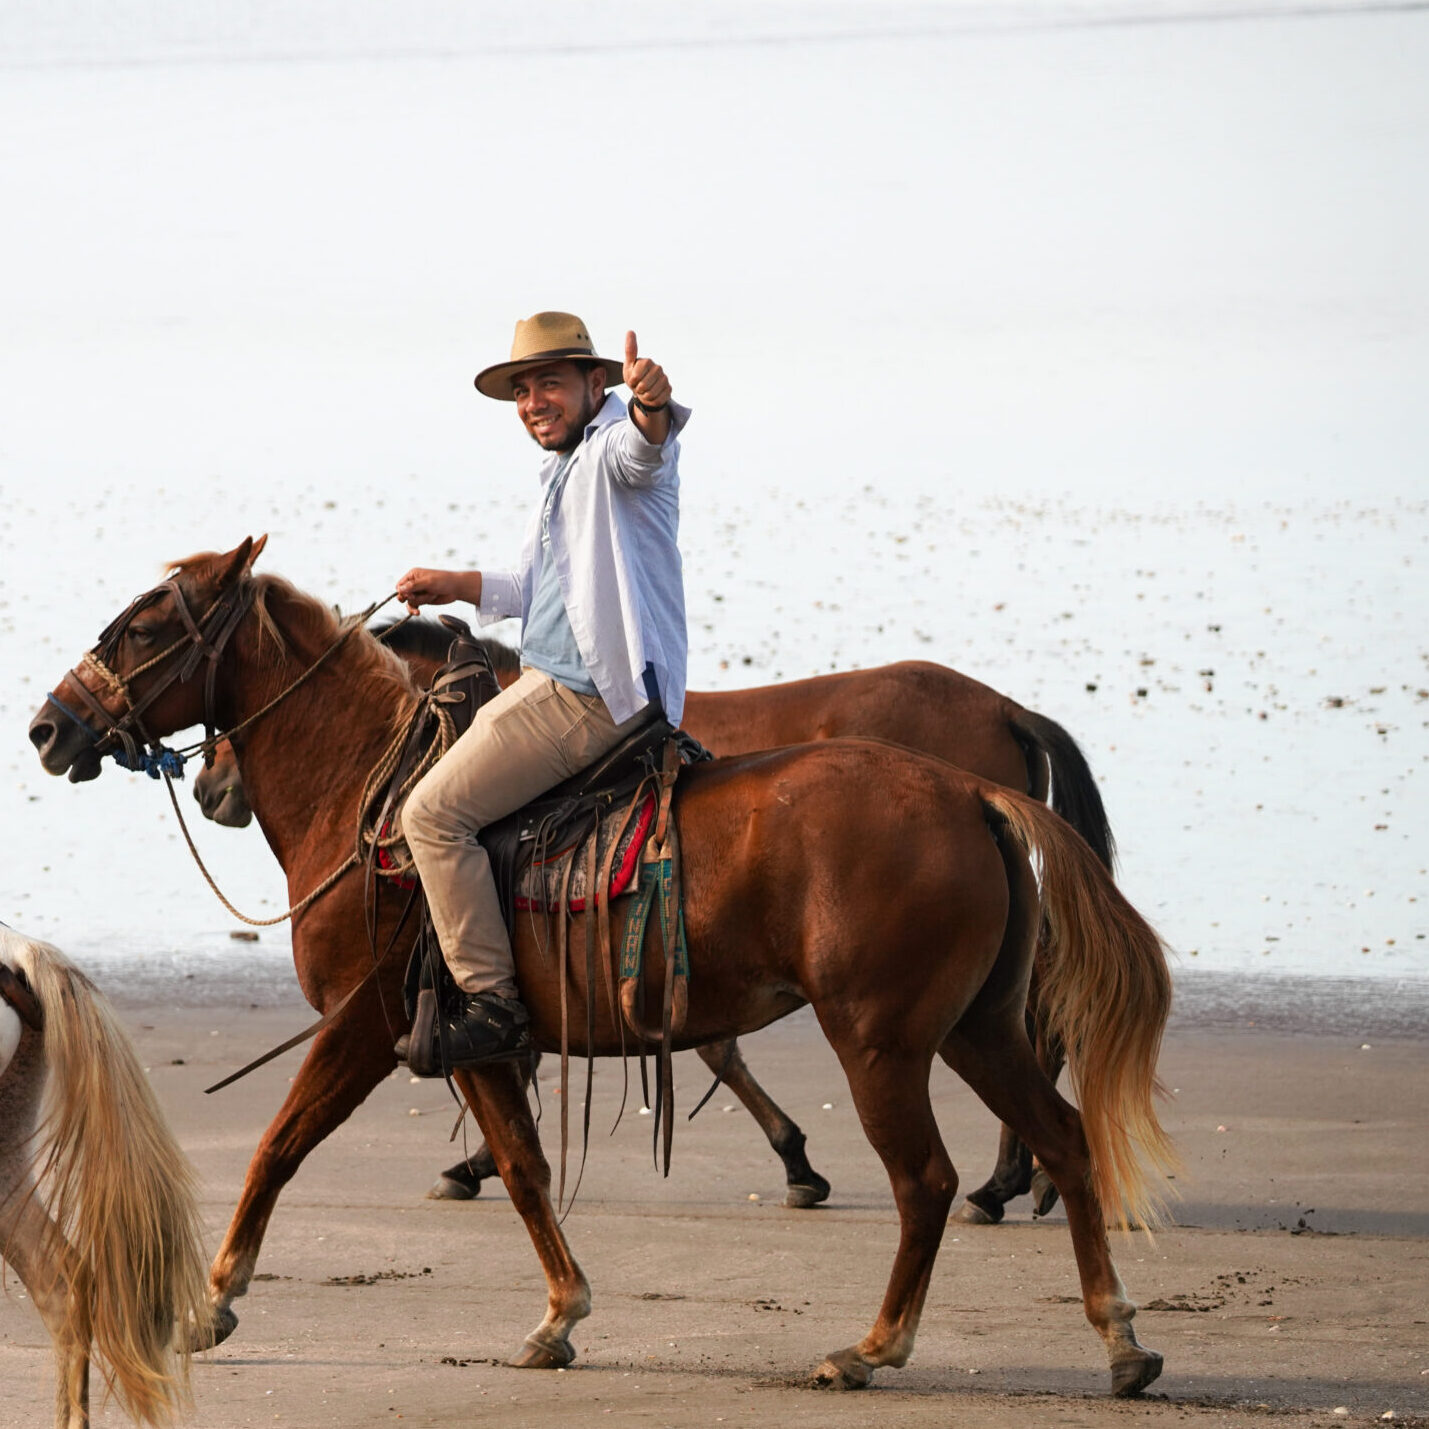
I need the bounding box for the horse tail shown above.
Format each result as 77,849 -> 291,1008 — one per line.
12,936 -> 209,1426
980,790 -> 1175,1230
1009,709 -> 1116,873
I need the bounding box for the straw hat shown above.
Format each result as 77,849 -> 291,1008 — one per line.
474,312 -> 625,401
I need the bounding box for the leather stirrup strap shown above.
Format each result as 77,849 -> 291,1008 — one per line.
599,776 -> 651,1129
556,813 -> 602,1215
651,737 -> 684,1175
555,850 -> 577,1212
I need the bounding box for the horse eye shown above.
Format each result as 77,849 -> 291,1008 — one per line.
129,625 -> 157,647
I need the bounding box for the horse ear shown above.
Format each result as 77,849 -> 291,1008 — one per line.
215,535 -> 267,589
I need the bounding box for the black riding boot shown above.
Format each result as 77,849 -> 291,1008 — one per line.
399,991 -> 531,1075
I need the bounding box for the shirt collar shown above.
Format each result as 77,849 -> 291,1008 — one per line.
586,389 -> 626,435
538,390 -> 627,481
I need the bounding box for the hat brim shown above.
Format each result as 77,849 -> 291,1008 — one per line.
474,349 -> 626,401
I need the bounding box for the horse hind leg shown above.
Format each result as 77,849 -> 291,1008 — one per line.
1,1188 -> 91,1428
696,1038 -> 831,1209
807,1043 -> 954,1389
940,1023 -> 1162,1397
954,934 -> 1066,1225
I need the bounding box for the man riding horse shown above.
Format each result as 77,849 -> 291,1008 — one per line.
394,312 -> 689,1071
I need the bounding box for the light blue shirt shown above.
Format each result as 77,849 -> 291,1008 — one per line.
522,451 -> 599,695
476,391 -> 691,725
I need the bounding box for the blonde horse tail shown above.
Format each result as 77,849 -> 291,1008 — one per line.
14,938 -> 209,1426
981,790 -> 1177,1231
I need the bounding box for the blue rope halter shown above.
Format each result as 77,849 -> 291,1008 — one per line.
43,689 -> 188,780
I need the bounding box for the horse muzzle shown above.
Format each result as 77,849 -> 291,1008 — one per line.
194,776 -> 252,828
28,702 -> 105,782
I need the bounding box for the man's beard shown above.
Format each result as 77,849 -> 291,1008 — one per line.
533,387 -> 603,453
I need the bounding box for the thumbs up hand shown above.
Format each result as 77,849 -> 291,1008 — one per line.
623,330 -> 671,413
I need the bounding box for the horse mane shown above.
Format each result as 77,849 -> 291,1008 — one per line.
248,575 -> 421,718
371,615 -> 522,678
162,552 -> 418,727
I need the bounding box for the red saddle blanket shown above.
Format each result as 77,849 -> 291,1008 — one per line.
512,792 -> 655,913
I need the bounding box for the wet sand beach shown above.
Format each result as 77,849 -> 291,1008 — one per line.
3,992 -> 1426,1428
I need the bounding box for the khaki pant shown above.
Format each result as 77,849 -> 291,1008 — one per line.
402,668 -> 649,997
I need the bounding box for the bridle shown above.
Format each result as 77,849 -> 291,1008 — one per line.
47,573 -> 257,777
47,569 -> 400,781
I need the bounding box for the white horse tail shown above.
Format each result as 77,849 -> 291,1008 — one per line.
11,934 -> 210,1425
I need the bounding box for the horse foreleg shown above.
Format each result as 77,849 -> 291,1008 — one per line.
427,1052 -> 542,1200
809,1042 -> 953,1389
1,1187 -> 90,1428
453,1061 -> 591,1369
940,1025 -> 1162,1397
695,1038 -> 831,1209
195,999 -> 396,1352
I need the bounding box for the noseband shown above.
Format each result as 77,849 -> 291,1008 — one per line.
48,575 -> 257,778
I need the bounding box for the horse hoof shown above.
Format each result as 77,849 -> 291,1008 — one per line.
1030,1168 -> 1061,1217
189,1305 -> 238,1352
1111,1346 -> 1163,1398
427,1171 -> 480,1201
812,1349 -> 873,1390
510,1334 -> 577,1370
952,1198 -> 999,1226
785,1174 -> 831,1210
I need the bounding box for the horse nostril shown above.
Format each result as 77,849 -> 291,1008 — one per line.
28,719 -> 56,754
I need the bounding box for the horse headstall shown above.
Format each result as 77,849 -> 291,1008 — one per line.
49,572 -> 257,778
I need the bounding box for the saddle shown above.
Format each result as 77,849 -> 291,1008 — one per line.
390,620 -> 709,1176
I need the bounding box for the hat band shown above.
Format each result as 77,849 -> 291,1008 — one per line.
505,345 -> 610,369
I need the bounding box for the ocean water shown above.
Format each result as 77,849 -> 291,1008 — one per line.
1,1 -> 1424,997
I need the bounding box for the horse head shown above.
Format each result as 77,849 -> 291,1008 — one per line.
192,738 -> 253,827
29,537 -> 267,783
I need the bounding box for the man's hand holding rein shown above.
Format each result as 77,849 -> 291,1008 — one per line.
395,567 -> 482,615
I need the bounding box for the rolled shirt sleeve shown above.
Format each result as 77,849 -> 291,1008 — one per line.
475,568 -> 524,625
608,398 -> 693,488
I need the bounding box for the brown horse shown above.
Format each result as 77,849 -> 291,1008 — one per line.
195,618 -> 1109,1218
29,540 -> 1173,1396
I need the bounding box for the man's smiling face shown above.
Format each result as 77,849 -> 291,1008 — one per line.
511,360 -> 607,453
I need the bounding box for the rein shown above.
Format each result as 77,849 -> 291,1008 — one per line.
157,649 -> 456,930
